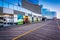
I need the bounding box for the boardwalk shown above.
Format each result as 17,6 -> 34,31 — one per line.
0,20 -> 60,40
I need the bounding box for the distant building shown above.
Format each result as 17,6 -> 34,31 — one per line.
22,0 -> 41,14
41,8 -> 56,19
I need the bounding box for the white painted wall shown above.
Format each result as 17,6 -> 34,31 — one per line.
3,8 -> 14,14
14,15 -> 18,23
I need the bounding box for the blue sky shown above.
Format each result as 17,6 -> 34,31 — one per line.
41,8 -> 56,19
39,0 -> 60,19
28,0 -> 60,19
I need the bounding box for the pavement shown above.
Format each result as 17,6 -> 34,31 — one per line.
0,20 -> 60,40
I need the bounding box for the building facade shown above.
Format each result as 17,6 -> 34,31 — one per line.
22,0 -> 42,23
0,0 -> 42,27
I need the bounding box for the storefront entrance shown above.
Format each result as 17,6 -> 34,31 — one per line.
23,16 -> 30,24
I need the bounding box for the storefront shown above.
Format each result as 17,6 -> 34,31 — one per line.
0,14 -> 14,27
14,14 -> 24,25
14,10 -> 25,25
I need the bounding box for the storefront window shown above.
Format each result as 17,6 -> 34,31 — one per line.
18,14 -> 23,19
3,2 -> 9,8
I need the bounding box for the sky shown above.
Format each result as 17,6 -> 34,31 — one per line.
28,0 -> 60,19
41,9 -> 56,19
39,0 -> 60,19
